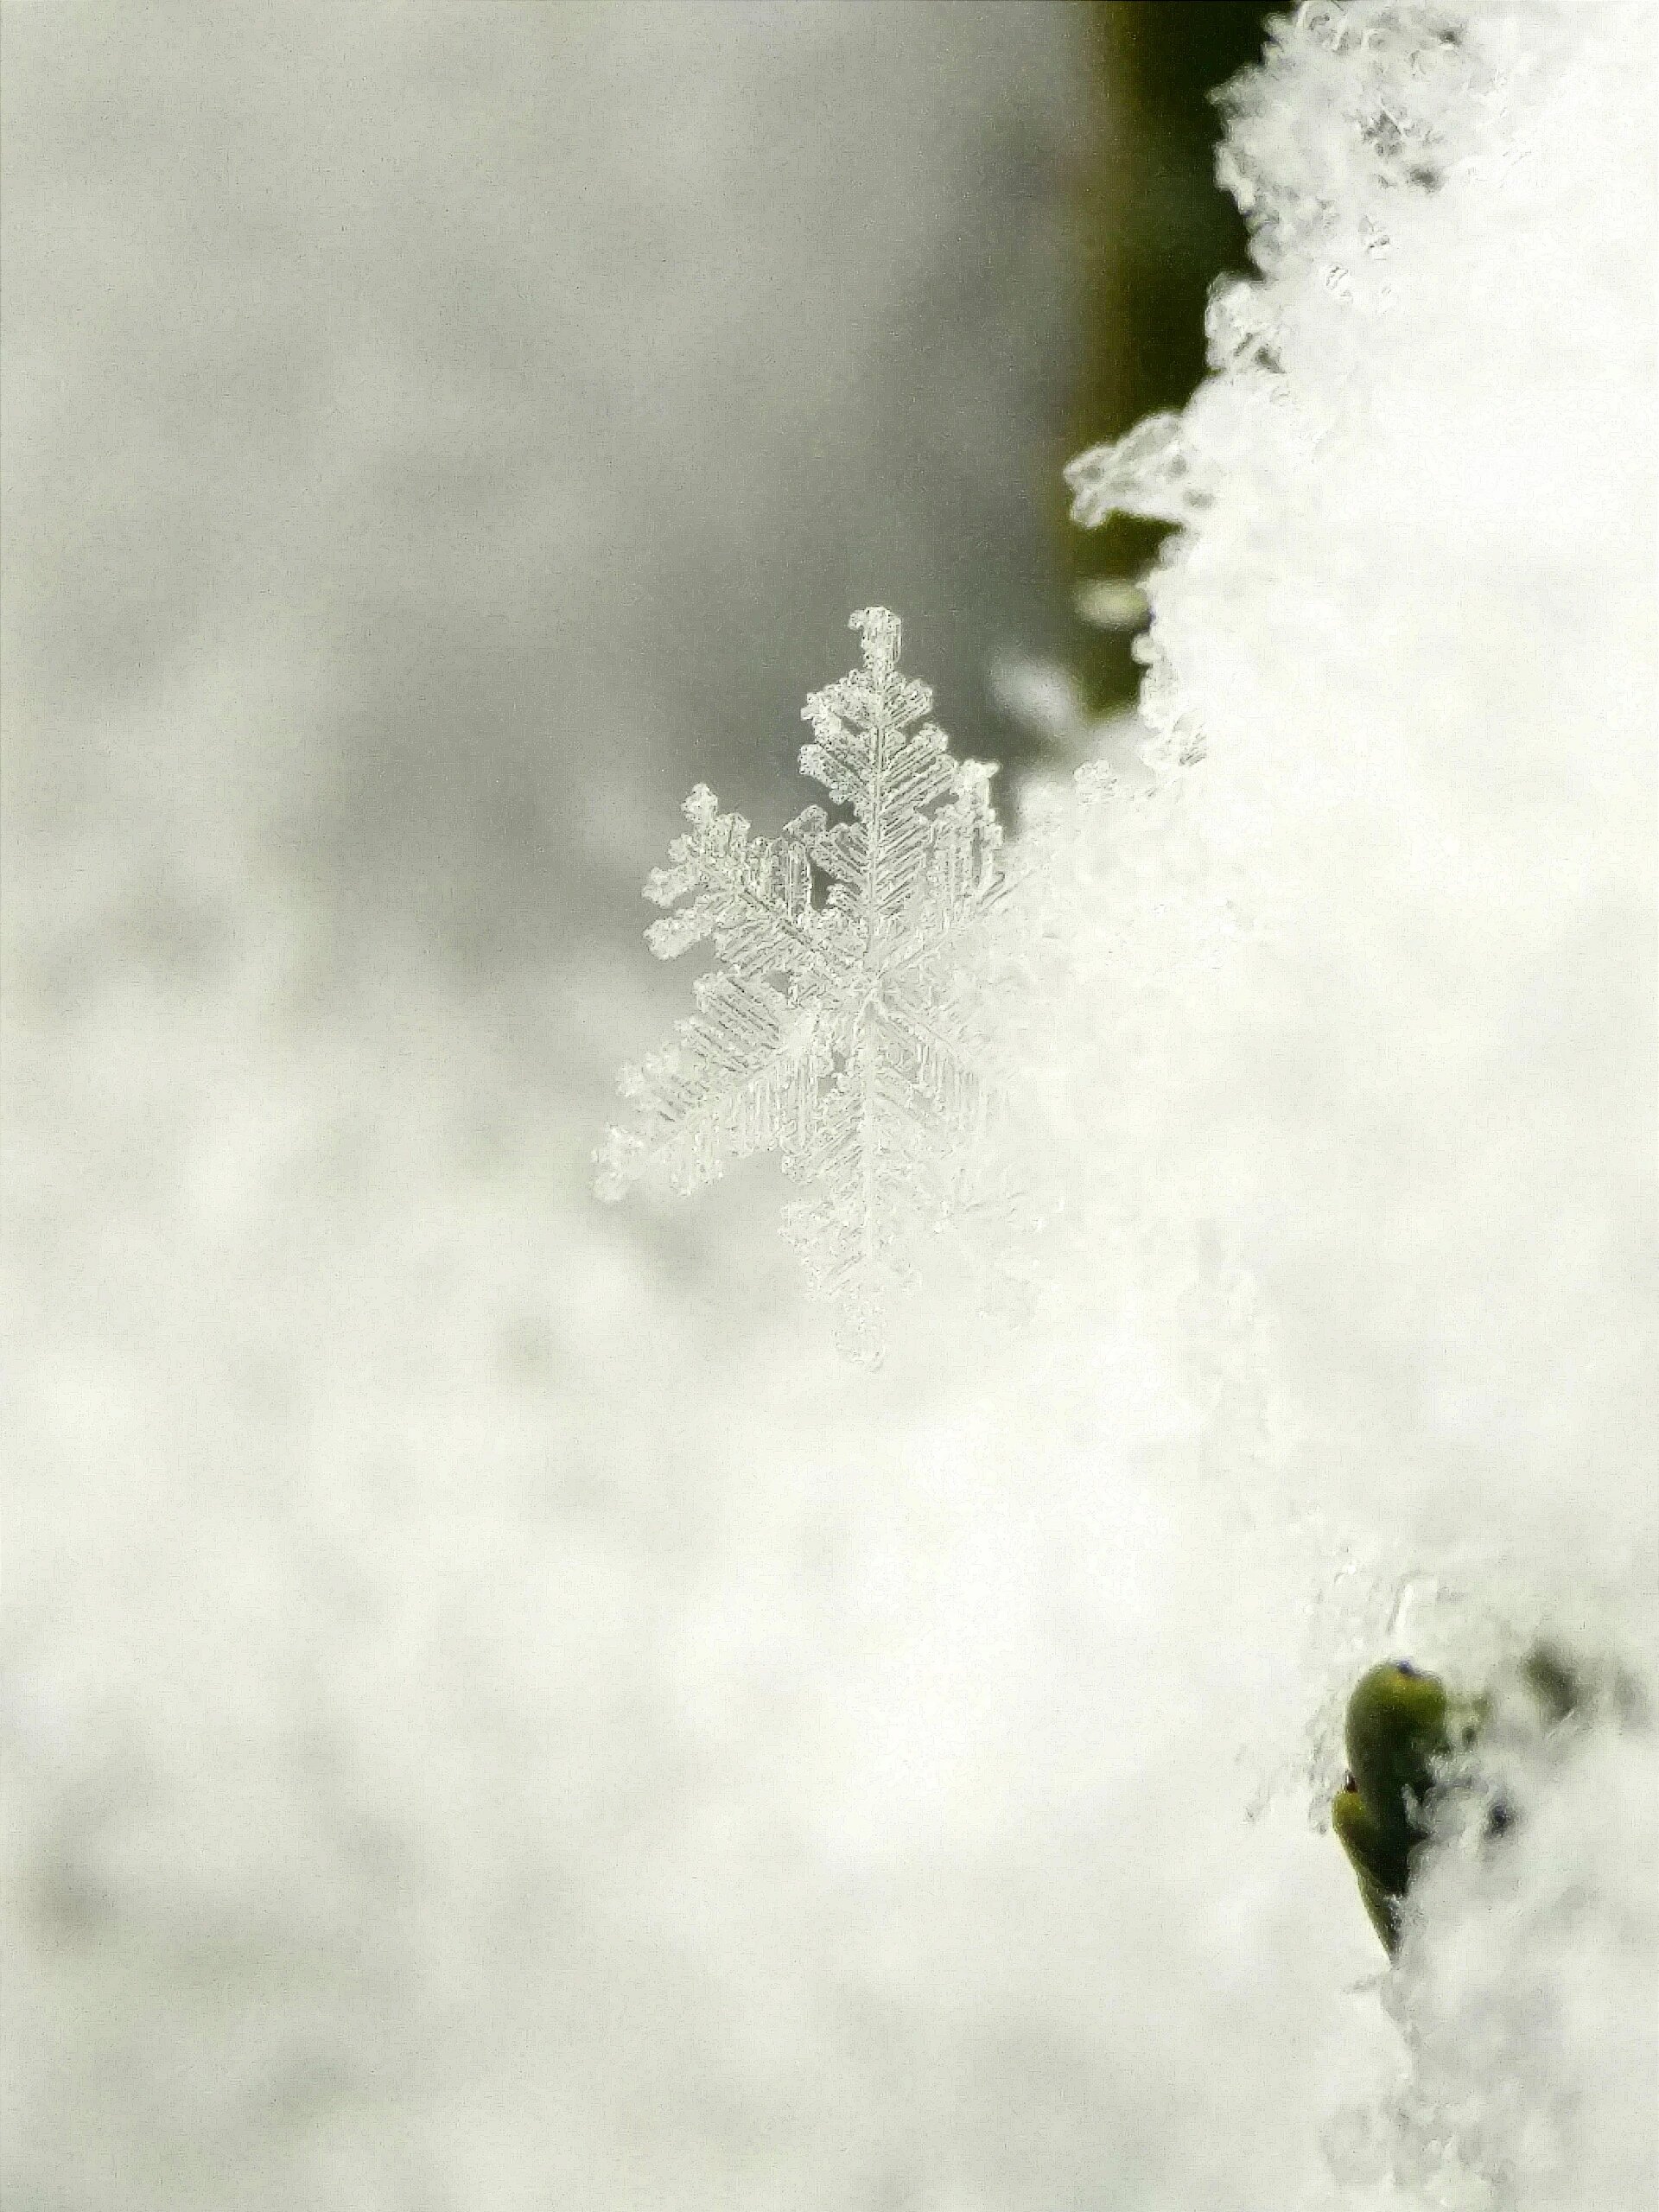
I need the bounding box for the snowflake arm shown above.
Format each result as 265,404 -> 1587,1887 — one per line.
593,971 -> 825,1201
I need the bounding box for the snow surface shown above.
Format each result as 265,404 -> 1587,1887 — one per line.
5,1 -> 1655,2207
1022,2 -> 1657,2200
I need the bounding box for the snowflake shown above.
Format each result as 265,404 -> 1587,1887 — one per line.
595,608 -> 1003,1354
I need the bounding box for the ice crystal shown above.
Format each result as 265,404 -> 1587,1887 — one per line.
596,609 -> 1002,1351
1064,410 -> 1213,531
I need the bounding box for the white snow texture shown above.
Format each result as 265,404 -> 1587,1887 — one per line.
1023,1 -> 1656,2202
7,1 -> 1656,2208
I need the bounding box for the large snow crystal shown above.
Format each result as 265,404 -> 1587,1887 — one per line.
598,609 -> 1002,1349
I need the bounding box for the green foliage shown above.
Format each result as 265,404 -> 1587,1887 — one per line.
1332,1644 -> 1646,1956
1332,1662 -> 1476,1955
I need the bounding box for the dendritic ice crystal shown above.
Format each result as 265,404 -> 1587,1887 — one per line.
596,609 -> 1003,1353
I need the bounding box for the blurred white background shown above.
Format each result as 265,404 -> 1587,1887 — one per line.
1,8 -> 1167,2209
3,0 -> 1085,987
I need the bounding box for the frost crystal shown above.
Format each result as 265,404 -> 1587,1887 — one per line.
597,609 -> 1001,1352
1064,410 -> 1213,530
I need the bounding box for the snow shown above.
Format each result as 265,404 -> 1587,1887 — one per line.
1007,1 -> 1656,2197
6,0 -> 1654,2204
